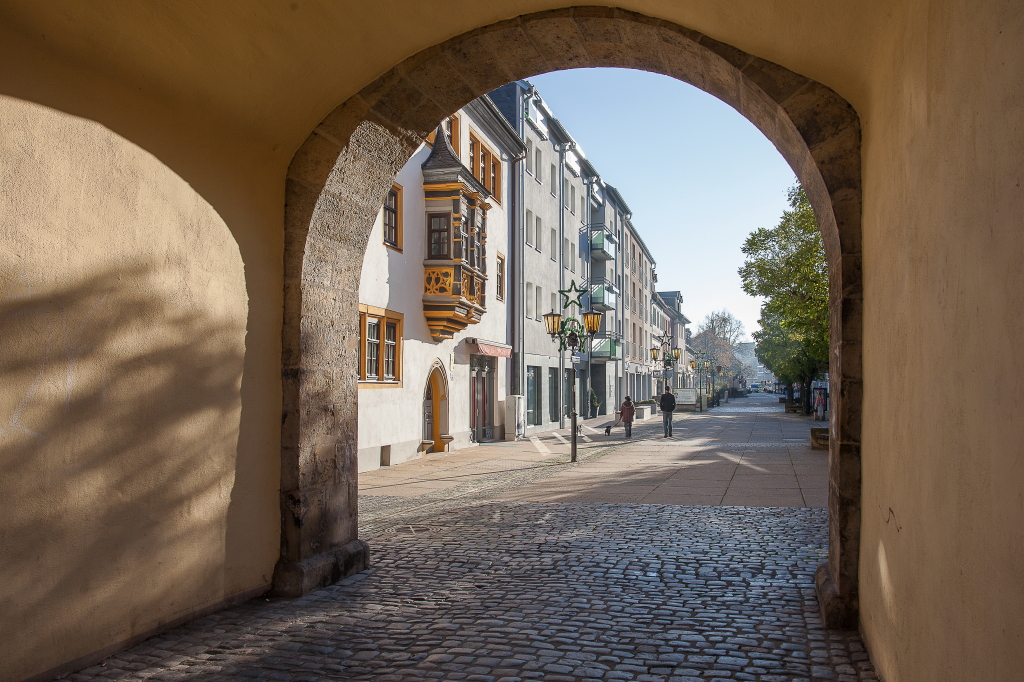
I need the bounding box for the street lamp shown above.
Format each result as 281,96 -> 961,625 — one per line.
543,280 -> 604,463
650,333 -> 681,393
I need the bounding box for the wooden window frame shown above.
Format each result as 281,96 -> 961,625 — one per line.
427,213 -> 451,259
383,183 -> 403,251
358,305 -> 404,387
496,253 -> 506,301
469,131 -> 501,203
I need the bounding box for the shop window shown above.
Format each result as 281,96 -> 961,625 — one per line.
527,366 -> 542,426
548,368 -> 559,422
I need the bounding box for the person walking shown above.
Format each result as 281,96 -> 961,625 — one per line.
659,387 -> 676,437
619,396 -> 635,438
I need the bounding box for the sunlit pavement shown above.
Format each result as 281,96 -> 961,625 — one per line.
66,395 -> 880,682
359,392 -> 826,530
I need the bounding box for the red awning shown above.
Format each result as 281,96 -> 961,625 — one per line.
473,342 -> 511,358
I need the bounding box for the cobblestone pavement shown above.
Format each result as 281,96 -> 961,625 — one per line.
64,395 -> 877,682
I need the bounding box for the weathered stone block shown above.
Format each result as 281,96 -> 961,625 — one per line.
271,539 -> 369,598
657,26 -> 706,89
444,35 -> 515,97
520,15 -> 590,72
482,24 -> 549,79
288,131 -> 343,189
404,53 -> 479,114
742,57 -> 809,104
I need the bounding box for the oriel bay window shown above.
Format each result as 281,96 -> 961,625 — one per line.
421,123 -> 491,341
358,305 -> 403,385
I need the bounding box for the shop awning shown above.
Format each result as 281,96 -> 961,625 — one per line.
469,339 -> 512,358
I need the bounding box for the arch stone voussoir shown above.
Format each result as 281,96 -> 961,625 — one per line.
278,6 -> 863,628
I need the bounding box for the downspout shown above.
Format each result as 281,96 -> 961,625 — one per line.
511,86 -> 532,399
581,174 -> 595,417
556,140 -> 575,428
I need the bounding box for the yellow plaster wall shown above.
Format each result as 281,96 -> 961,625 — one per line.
0,2 -> 1022,681
856,0 -> 1024,678
0,96 -> 278,682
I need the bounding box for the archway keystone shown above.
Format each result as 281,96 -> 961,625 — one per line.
277,6 -> 862,628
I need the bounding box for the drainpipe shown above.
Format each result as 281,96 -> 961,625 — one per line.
511,86 -> 533,399
581,174 -> 595,417
556,140 -> 575,428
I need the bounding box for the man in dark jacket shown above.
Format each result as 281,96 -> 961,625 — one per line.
659,387 -> 676,437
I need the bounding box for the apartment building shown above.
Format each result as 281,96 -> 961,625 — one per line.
491,82 -> 591,434
653,290 -> 690,392
490,79 -> 691,422
582,180 -> 627,416
621,221 -> 661,401
356,96 -> 525,471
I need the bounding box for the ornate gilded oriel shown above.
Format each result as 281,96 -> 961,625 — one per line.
420,124 -> 490,341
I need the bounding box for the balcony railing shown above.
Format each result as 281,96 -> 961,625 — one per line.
590,231 -> 617,261
590,338 -> 619,361
590,278 -> 617,311
593,329 -> 623,341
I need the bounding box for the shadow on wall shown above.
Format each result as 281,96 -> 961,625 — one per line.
0,262 -> 256,680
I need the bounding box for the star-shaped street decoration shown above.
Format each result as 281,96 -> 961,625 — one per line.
559,280 -> 587,311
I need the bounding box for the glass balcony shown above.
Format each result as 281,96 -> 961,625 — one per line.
590,231 -> 617,261
590,338 -> 619,361
590,281 -> 617,311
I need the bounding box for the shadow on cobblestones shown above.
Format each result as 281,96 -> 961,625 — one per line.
66,503 -> 877,682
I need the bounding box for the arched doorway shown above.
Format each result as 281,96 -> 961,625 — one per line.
278,6 -> 862,626
422,360 -> 451,454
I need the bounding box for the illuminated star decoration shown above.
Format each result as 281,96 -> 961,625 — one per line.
559,280 -> 587,311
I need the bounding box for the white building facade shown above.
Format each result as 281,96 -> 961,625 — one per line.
356,98 -> 524,472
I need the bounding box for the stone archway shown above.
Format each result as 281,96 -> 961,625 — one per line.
277,6 -> 862,627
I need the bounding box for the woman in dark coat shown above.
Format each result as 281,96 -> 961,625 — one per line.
619,396 -> 636,438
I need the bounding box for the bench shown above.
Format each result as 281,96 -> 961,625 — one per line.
785,402 -> 803,413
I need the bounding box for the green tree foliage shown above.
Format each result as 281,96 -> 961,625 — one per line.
739,185 -> 829,407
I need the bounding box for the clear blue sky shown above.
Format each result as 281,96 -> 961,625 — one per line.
528,68 -> 797,342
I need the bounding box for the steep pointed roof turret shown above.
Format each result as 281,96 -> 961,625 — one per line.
421,123 -> 488,195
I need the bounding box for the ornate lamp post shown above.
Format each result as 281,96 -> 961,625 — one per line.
543,280 -> 603,463
689,349 -> 713,411
650,333 -> 681,391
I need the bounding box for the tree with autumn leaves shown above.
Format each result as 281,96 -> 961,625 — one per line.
739,184 -> 829,413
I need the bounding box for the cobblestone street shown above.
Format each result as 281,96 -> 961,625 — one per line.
64,395 -> 878,682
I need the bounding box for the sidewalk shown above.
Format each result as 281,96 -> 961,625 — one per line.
360,392 -> 827,535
